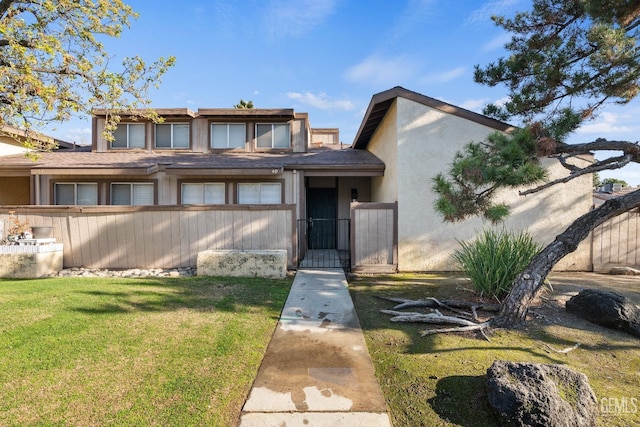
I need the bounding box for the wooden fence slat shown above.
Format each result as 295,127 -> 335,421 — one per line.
351,203 -> 397,272
0,207 -> 295,269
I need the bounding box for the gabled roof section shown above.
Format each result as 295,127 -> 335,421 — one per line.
352,86 -> 516,149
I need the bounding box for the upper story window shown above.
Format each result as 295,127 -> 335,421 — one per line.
256,124 -> 290,149
181,183 -> 226,204
237,182 -> 282,204
112,123 -> 145,148
111,182 -> 155,205
155,123 -> 189,149
211,123 -> 246,149
54,183 -> 98,205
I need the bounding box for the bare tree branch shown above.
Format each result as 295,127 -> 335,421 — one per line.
0,0 -> 16,18
520,154 -> 633,196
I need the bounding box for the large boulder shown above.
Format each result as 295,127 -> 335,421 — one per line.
565,289 -> 640,337
486,360 -> 597,427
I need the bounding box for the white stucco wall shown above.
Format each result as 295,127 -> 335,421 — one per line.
366,101 -> 398,204
370,97 -> 593,272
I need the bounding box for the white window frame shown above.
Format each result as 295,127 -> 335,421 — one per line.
181,183 -> 226,204
110,182 -> 155,205
111,123 -> 146,149
237,182 -> 282,204
211,123 -> 246,149
155,122 -> 190,149
54,183 -> 99,205
256,123 -> 290,149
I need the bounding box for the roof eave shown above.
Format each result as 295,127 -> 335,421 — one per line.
352,86 -> 516,149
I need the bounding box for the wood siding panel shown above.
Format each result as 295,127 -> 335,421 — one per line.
0,206 -> 295,270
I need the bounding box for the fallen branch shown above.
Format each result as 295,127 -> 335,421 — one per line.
381,309 -> 480,325
375,295 -> 500,312
420,322 -> 491,341
378,296 -> 496,341
540,342 -> 581,354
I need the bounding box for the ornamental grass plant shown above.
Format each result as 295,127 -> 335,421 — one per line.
453,228 -> 542,300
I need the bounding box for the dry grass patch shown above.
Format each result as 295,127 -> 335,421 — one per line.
349,272 -> 640,427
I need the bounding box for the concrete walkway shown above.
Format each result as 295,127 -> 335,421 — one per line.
239,268 -> 392,426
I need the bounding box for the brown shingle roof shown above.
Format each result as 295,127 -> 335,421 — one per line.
0,148 -> 385,175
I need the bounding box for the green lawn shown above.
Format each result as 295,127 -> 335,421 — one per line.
0,275 -> 292,426
4,272 -> 638,426
350,273 -> 640,427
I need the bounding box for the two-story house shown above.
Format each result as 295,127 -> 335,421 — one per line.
0,107 -> 384,270
0,87 -> 594,272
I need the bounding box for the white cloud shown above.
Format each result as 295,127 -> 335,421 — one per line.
466,0 -> 525,26
265,0 -> 338,40
481,32 -> 512,53
386,0 -> 436,43
459,98 -> 487,112
287,92 -> 354,111
421,66 -> 466,84
344,55 -> 420,87
62,127 -> 91,145
576,112 -> 635,136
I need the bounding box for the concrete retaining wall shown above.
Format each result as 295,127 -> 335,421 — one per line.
0,250 -> 63,278
197,250 -> 287,279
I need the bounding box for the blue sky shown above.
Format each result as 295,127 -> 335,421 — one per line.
46,0 -> 640,185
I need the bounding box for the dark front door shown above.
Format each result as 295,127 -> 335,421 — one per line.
307,188 -> 337,249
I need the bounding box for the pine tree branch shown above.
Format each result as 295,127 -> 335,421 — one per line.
520,154 -> 632,196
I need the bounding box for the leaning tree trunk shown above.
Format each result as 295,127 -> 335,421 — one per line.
491,189 -> 640,328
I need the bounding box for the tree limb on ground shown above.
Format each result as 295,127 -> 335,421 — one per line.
375,296 -> 500,313
380,308 -> 492,341
540,342 -> 581,354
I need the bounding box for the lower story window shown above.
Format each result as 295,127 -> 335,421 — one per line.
54,183 -> 98,205
237,183 -> 281,204
111,183 -> 155,205
181,183 -> 225,204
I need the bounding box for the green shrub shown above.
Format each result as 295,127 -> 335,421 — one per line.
453,229 -> 542,300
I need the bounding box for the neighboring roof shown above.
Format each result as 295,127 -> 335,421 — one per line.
593,187 -> 639,206
1,125 -> 77,150
0,148 -> 385,176
351,86 -> 516,149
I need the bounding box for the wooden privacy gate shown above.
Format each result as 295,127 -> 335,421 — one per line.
350,202 -> 397,273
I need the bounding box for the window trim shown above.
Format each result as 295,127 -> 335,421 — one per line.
179,181 -> 228,205
53,182 -> 99,205
255,123 -> 291,150
109,181 -> 157,206
210,122 -> 247,150
236,181 -> 284,204
111,123 -> 146,149
155,122 -> 190,149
